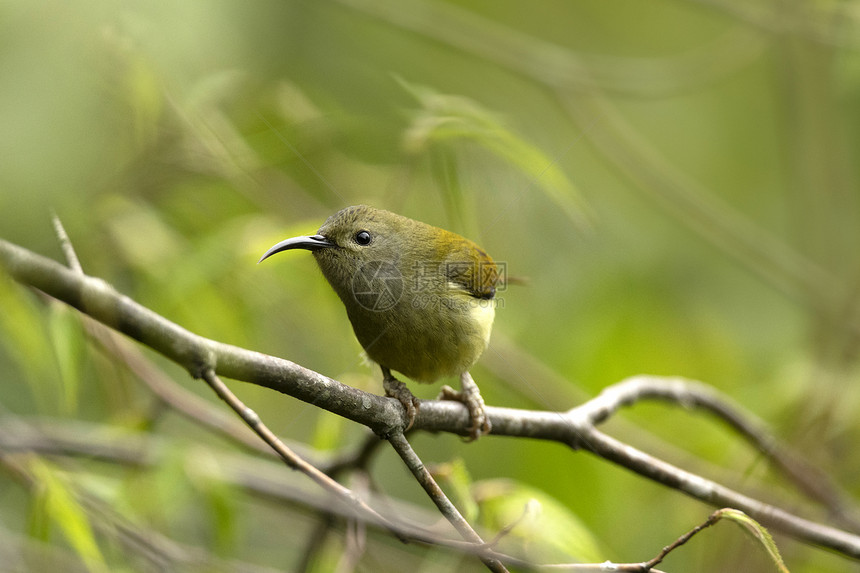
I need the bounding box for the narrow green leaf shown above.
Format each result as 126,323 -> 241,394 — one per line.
400,80 -> 593,230
0,275 -> 58,411
27,474 -> 52,543
716,508 -> 790,573
48,305 -> 84,414
189,450 -> 240,556
28,457 -> 108,572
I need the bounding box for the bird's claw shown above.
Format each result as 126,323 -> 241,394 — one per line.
438,373 -> 491,441
383,375 -> 421,431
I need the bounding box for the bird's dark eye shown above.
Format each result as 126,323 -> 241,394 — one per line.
354,230 -> 372,245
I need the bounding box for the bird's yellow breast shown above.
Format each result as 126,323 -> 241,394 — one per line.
451,281 -> 495,348
346,284 -> 495,384
471,297 -> 495,348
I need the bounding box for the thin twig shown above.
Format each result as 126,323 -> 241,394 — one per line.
198,368 -> 406,540
641,509 -> 721,571
98,329 -> 279,457
295,515 -> 336,573
322,431 -> 386,477
485,499 -> 536,549
51,213 -> 83,273
387,431 -> 508,573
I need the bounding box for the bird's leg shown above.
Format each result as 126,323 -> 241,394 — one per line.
437,372 -> 491,440
382,366 -> 420,431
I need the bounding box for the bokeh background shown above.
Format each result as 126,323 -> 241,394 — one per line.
2,1 -> 859,571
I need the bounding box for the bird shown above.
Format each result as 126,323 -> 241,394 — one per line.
259,205 -> 500,439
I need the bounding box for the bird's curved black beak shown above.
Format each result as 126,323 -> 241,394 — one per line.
258,234 -> 336,263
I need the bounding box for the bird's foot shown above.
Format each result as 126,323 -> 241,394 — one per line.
438,372 -> 491,441
383,373 -> 420,431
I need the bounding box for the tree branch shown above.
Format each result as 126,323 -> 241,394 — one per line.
571,376 -> 860,531
578,428 -> 860,558
2,238 -> 860,562
197,366 -> 411,546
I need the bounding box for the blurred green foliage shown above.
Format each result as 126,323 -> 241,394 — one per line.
1,0 -> 860,571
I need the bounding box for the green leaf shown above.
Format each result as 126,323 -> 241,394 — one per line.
47,304 -> 85,414
28,457 -> 108,572
400,80 -> 593,231
0,275 -> 60,412
188,450 -> 240,556
716,508 -> 790,573
472,478 -> 604,563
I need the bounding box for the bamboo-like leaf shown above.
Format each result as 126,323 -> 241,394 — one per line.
401,80 -> 592,230
0,276 -> 59,412
47,305 -> 84,414
28,457 -> 108,572
716,508 -> 790,573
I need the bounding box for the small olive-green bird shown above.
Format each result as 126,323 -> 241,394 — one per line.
259,205 -> 500,439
